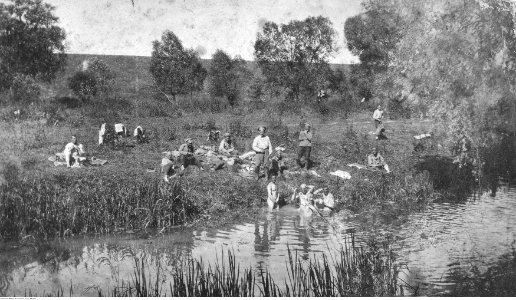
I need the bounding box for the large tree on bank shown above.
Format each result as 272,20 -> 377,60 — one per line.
0,0 -> 67,91
150,30 -> 206,102
254,16 -> 336,101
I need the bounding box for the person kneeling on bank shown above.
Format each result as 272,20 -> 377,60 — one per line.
367,147 -> 391,173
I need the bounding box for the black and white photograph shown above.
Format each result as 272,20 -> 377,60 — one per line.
0,0 -> 515,297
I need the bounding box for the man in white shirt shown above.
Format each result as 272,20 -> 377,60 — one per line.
252,126 -> 273,180
372,105 -> 384,128
63,135 -> 84,168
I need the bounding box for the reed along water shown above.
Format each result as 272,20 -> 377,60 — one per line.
1,185 -> 515,296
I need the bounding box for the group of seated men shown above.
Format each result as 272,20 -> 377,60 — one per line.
161,133 -> 240,182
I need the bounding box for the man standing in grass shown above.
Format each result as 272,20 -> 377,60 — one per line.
298,122 -> 312,170
367,147 -> 391,173
252,126 -> 273,180
373,105 -> 384,129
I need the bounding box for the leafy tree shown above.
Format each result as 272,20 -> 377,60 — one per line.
10,74 -> 40,103
87,57 -> 116,95
68,71 -> 97,101
0,0 -> 66,91
207,50 -> 251,106
254,16 -> 336,101
358,0 -> 516,184
150,30 -> 206,102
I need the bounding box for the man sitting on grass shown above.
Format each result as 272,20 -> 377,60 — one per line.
219,132 -> 238,156
63,135 -> 86,168
179,138 -> 203,170
161,152 -> 183,182
367,147 -> 391,173
133,125 -> 148,144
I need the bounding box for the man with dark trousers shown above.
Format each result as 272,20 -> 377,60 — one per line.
297,122 -> 312,170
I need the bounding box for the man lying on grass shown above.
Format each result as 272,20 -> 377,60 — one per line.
367,147 -> 391,173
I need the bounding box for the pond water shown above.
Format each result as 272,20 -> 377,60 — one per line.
1,184 -> 515,296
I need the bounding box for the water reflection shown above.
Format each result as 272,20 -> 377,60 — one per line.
1,185 -> 515,296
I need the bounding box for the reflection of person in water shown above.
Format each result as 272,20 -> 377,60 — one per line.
254,211 -> 282,253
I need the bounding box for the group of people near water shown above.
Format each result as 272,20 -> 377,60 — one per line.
57,107 -> 392,216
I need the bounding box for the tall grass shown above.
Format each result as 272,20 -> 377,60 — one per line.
0,171 -> 263,241
86,243 -> 402,297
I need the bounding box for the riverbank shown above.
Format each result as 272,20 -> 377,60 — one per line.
1,112 -> 447,241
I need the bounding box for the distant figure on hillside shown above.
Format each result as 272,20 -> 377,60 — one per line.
219,132 -> 237,156
367,147 -> 390,173
114,123 -> 127,139
252,126 -> 273,180
179,138 -> 203,169
133,125 -> 148,144
297,122 -> 312,170
372,105 -> 384,129
267,175 -> 280,210
63,135 -> 86,168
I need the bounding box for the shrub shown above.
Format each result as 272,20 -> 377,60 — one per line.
10,74 -> 41,104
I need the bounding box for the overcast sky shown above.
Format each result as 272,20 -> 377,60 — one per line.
43,0 -> 363,63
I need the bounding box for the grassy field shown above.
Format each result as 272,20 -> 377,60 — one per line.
0,101 -> 450,241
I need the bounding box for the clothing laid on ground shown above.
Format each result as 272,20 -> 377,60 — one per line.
115,123 -> 126,136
